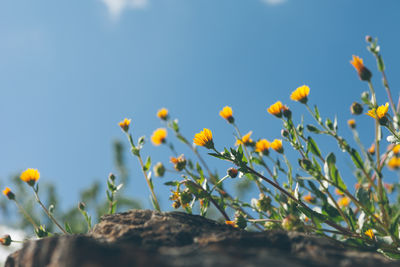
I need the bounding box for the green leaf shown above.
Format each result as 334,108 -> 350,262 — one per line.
325,118 -> 334,131
143,156 -> 151,172
350,148 -> 364,170
314,105 -> 322,123
377,55 -> 385,72
164,181 -> 179,186
308,181 -> 327,201
307,136 -> 322,159
64,222 -> 73,234
208,153 -> 226,160
324,153 -> 347,190
356,187 -> 374,213
306,124 -> 321,134
390,212 -> 400,238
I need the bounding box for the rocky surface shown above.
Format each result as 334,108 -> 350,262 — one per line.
5,209 -> 399,267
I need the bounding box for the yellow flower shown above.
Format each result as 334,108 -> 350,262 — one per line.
255,139 -> 270,154
368,144 -> 375,155
364,229 -> 375,240
338,196 -> 350,207
151,128 -> 167,146
225,220 -> 238,228
347,119 -> 356,129
193,128 -> 214,149
2,187 -> 15,200
290,85 -> 310,104
0,235 -> 11,246
157,108 -> 169,120
270,139 -> 283,153
387,157 -> 400,170
20,168 -> 40,186
392,144 -> 400,155
303,193 -> 315,204
267,101 -> 284,117
219,106 -> 234,123
235,131 -> 253,146
350,55 -> 372,81
366,102 -> 389,120
119,118 -> 131,132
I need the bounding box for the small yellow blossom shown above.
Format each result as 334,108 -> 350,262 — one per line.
0,235 -> 11,246
350,55 -> 372,81
347,119 -> 356,129
2,187 -> 15,200
338,196 -> 351,207
368,144 -> 375,155
392,144 -> 400,155
270,139 -> 284,153
193,128 -> 214,149
157,108 -> 169,120
364,229 -> 375,240
366,103 -> 389,120
219,106 -> 234,123
20,168 -> 40,186
119,118 -> 131,132
387,157 -> 400,170
151,128 -> 167,146
267,101 -> 284,117
303,193 -> 315,204
235,131 -> 253,146
255,139 -> 270,154
225,220 -> 238,228
290,85 -> 310,104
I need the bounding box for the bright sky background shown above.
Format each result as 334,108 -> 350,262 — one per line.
1,0 -> 400,214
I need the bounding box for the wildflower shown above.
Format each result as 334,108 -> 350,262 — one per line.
227,167 -> 238,178
225,220 -> 238,228
193,128 -> 214,149
290,85 -> 310,104
0,235 -> 11,246
364,229 -> 375,240
219,106 -> 234,123
392,144 -> 400,155
347,119 -> 356,129
170,154 -> 186,171
119,118 -> 131,132
338,196 -> 351,207
2,187 -> 15,200
350,102 -> 363,115
368,144 -> 375,155
350,55 -> 372,81
20,168 -> 40,186
387,157 -> 400,170
157,108 -> 169,120
366,103 -> 389,124
235,131 -> 253,146
256,194 -> 272,212
303,193 -> 316,204
267,101 -> 284,118
271,139 -> 284,154
151,128 -> 167,146
255,139 -> 270,155
153,162 -> 166,177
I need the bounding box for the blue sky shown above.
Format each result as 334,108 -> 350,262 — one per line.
1,0 -> 400,211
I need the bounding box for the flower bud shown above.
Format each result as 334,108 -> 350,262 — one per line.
257,194 -> 271,212
350,102 -> 363,115
108,173 -> 116,182
361,91 -> 369,103
154,162 -> 166,177
281,129 -> 289,138
234,211 -> 247,230
282,106 -> 292,119
282,214 -> 303,231
365,35 -> 373,43
0,235 -> 11,246
227,167 -> 238,178
347,119 -> 356,129
2,187 -> 15,200
78,202 -> 86,211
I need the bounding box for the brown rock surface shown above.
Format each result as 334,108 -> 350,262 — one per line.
5,210 -> 399,267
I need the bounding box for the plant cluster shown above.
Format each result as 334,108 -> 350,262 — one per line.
1,36 -> 400,259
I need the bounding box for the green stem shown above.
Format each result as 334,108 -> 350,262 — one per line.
13,200 -> 39,229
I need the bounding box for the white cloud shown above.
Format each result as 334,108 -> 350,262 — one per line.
101,0 -> 148,18
261,0 -> 287,5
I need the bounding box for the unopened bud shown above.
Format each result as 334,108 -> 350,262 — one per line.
108,173 -> 116,182
365,35 -> 373,43
350,102 -> 363,115
282,214 -> 303,231
281,129 -> 289,138
234,211 -> 247,229
78,202 -> 86,211
361,91 -> 370,103
0,235 -> 11,246
257,194 -> 271,212
227,167 -> 238,178
154,162 -> 166,177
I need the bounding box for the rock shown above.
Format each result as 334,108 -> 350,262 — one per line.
5,210 -> 399,267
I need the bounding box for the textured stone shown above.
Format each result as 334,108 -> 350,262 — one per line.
5,210 -> 399,267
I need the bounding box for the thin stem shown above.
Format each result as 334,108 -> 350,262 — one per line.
13,200 -> 38,229
32,188 -> 67,234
